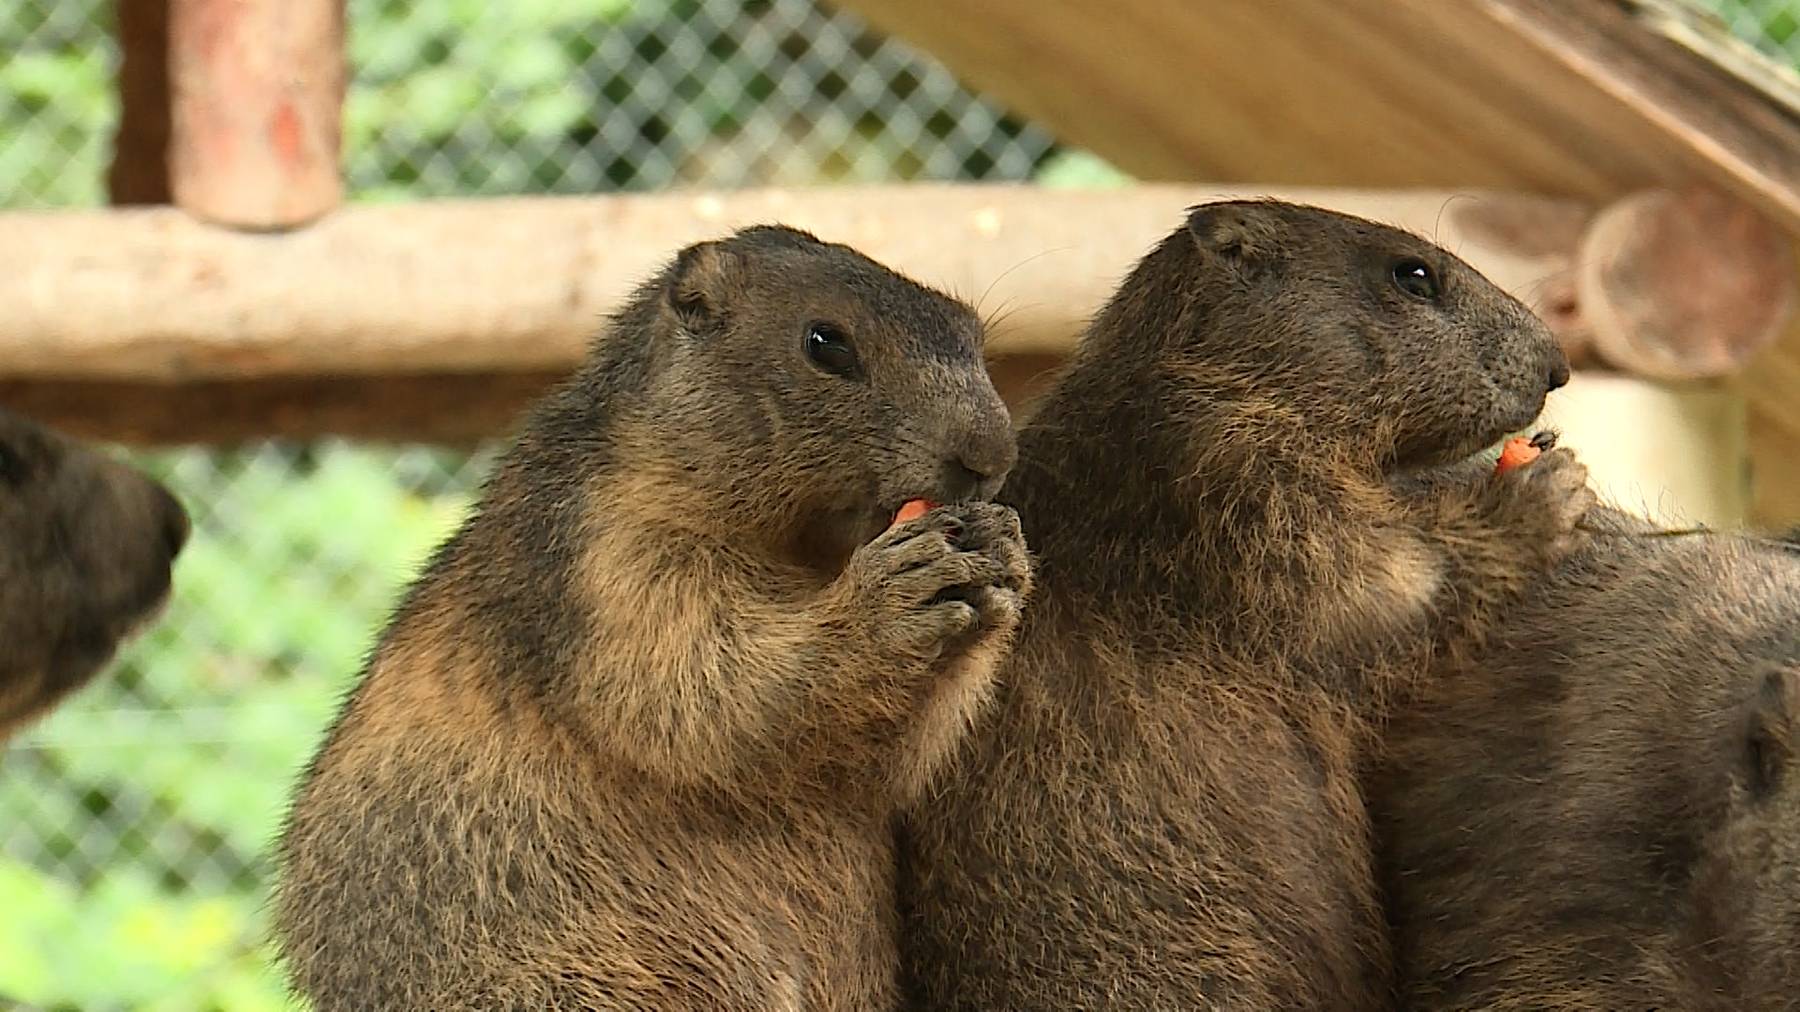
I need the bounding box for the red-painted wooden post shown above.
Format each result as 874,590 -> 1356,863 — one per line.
167,0 -> 346,228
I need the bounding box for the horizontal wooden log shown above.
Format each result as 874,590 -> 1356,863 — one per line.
0,353 -> 1071,448
6,363 -> 1753,535
0,372 -> 564,447
0,183 -> 1612,382
3,183 -> 1786,384
1749,407 -> 1800,531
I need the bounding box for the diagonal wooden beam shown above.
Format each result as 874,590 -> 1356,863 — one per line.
827,0 -> 1800,233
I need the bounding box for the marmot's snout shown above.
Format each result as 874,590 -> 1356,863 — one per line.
935,390 -> 1015,502
941,428 -> 1014,502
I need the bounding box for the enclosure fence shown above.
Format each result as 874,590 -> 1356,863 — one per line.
0,0 -> 1792,1008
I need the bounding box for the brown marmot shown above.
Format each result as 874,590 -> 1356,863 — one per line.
0,407 -> 189,742
273,225 -> 1032,1010
898,200 -> 1595,1009
1372,500 -> 1800,1009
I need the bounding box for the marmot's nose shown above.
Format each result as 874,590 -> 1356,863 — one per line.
156,487 -> 192,559
942,429 -> 1017,502
1547,356 -> 1571,392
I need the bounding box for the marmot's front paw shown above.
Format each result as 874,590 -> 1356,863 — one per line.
843,504 -> 1029,664
1488,443 -> 1597,566
947,501 -> 1032,645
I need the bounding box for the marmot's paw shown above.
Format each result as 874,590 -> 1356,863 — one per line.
947,501 -> 1032,641
846,503 -> 1026,663
1490,445 -> 1597,565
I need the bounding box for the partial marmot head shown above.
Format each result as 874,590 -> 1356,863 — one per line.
0,409 -> 189,738
1084,200 -> 1569,469
1691,662 -> 1800,997
542,224 -> 1015,567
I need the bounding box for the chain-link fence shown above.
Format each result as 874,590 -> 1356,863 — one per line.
0,1 -> 1096,1007
0,0 -> 1794,1008
1711,0 -> 1800,59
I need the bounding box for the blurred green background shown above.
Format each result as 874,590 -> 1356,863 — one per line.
0,0 -> 1792,1008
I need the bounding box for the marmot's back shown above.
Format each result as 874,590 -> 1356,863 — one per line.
901,200 -> 1587,1009
1376,510 -> 1800,1008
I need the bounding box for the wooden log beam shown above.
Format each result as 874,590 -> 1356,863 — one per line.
168,0 -> 345,228
0,353 -> 1071,448
2,183 -> 1787,382
0,183 -> 1618,382
0,372 -> 564,447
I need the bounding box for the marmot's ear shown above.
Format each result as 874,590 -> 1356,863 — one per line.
1185,202 -> 1280,268
666,240 -> 741,337
1742,665 -> 1799,800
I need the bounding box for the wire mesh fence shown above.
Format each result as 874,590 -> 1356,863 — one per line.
0,0 -> 1093,1006
0,0 -> 1795,1008
1709,0 -> 1800,59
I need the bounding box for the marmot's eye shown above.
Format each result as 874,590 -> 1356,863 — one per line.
1391,257 -> 1442,301
804,322 -> 860,378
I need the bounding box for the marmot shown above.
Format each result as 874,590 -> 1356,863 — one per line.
0,408 -> 189,742
899,200 -> 1594,1009
1373,502 -> 1800,1009
273,225 -> 1031,1010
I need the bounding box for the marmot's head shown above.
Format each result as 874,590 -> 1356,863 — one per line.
1683,661 -> 1800,1000
0,409 -> 189,736
1099,200 -> 1569,469
590,225 -> 1014,566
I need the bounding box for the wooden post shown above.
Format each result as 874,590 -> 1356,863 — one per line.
108,0 -> 173,205
167,0 -> 345,229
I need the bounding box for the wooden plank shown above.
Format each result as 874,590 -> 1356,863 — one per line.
108,0 -> 173,205
0,184 -> 1598,382
0,353 -> 1071,447
0,372 -> 562,447
1485,0 -> 1800,243
827,0 -> 1800,233
168,0 -> 345,228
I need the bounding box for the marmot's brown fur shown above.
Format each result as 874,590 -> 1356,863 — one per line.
899,200 -> 1594,1009
0,408 -> 188,742
274,226 -> 1031,1010
1373,500 -> 1800,1009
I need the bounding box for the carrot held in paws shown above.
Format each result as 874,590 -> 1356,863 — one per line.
893,499 -> 937,526
1495,430 -> 1558,476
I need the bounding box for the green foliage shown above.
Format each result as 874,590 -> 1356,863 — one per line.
1034,149 -> 1134,190
0,0 -> 114,207
342,0 -> 635,200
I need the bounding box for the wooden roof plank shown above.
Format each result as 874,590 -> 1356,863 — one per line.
828,0 -> 1800,231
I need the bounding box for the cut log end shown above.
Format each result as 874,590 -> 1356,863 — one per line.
1576,185 -> 1798,379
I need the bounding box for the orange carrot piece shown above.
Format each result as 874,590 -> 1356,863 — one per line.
892,499 -> 936,525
